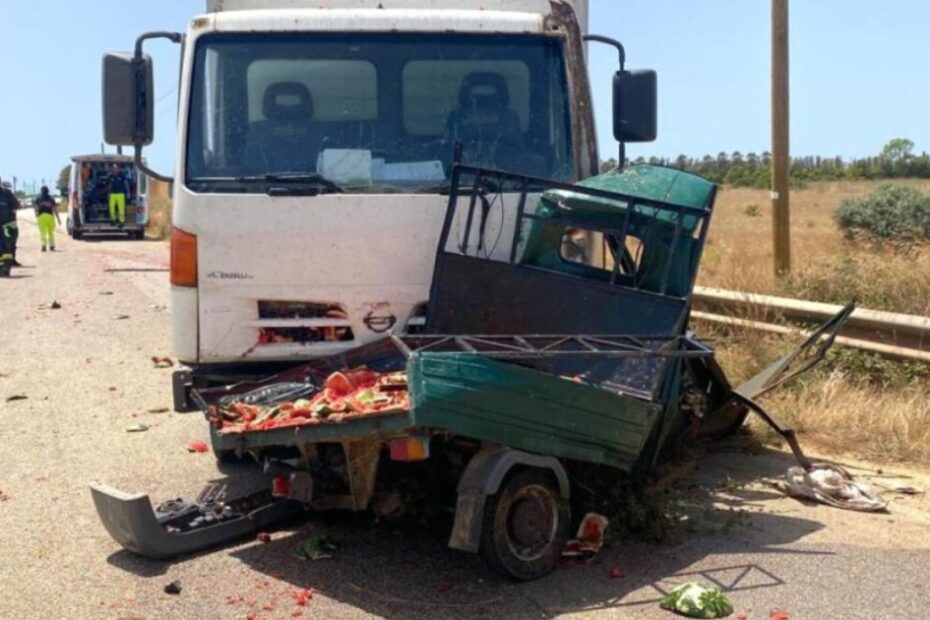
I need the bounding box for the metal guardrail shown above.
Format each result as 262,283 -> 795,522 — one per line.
691,286 -> 930,363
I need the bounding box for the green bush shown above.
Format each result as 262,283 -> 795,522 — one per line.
742,204 -> 761,217
834,184 -> 930,241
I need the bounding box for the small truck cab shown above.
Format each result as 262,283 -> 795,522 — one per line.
67,154 -> 148,239
97,0 -> 660,411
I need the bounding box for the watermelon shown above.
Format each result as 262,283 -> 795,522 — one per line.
346,369 -> 378,389
324,371 -> 353,396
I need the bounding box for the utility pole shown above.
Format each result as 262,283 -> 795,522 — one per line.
771,0 -> 791,275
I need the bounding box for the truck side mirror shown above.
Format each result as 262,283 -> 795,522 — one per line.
613,70 -> 657,143
102,52 -> 154,147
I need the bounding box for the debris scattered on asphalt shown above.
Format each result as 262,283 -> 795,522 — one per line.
50,301 -> 62,310
769,609 -> 790,620
151,356 -> 174,369
436,582 -> 452,593
660,582 -> 734,618
186,440 -> 209,453
225,586 -> 313,615
125,424 -> 149,433
113,314 -> 130,320
163,580 -> 182,595
294,590 -> 312,605
109,387 -> 118,392
256,532 -> 272,543
785,464 -> 888,512
0,489 -> 10,502
5,394 -> 28,402
146,407 -> 170,414
99,291 -> 114,296
214,369 -> 409,435
292,534 -> 338,561
562,513 -> 609,560
609,567 -> 625,579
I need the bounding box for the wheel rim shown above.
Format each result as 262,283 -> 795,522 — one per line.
504,484 -> 558,562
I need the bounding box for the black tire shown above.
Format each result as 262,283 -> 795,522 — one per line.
72,226 -> 83,240
479,469 -> 570,581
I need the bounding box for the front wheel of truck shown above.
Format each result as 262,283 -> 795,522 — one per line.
479,469 -> 570,581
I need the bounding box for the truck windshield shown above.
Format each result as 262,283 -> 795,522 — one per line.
186,33 -> 573,193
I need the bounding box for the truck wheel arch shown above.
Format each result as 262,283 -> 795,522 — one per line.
448,446 -> 570,554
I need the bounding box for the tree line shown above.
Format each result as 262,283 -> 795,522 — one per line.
603,138 -> 930,187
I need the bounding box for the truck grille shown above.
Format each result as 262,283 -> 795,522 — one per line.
255,301 -> 355,344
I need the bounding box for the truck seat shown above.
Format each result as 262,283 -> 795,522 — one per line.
243,82 -> 320,173
445,72 -> 523,168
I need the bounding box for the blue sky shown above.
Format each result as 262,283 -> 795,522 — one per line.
1,1 -> 928,189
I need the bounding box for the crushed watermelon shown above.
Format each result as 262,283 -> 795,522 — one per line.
214,369 -> 409,434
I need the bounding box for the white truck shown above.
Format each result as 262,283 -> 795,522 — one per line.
66,154 -> 148,239
100,0 -> 657,411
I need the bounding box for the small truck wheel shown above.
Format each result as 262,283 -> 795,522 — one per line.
479,469 -> 569,580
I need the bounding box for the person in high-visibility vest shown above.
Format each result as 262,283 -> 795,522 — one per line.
107,165 -> 129,227
35,186 -> 60,252
0,177 -> 21,277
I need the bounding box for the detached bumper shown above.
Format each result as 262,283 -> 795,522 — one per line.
90,482 -> 303,560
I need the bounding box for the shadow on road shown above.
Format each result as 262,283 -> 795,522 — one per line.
107,549 -> 171,578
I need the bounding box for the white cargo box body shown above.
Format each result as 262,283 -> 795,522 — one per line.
205,0 -> 587,29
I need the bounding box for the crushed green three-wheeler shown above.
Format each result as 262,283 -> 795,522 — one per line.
92,164 -> 852,579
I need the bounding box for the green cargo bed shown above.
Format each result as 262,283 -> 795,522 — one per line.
200,334 -> 707,472
408,352 -> 663,471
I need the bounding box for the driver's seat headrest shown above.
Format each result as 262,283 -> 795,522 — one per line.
263,82 -> 314,122
458,72 -> 510,112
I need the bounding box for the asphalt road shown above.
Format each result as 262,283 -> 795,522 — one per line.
1,210 -> 929,620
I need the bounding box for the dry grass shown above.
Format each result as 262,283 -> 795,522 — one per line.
699,179 -> 930,315
700,307 -> 930,466
759,374 -> 930,464
147,195 -> 172,240
697,181 -> 930,465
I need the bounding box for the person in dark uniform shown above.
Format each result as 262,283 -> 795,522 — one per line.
107,165 -> 130,227
35,186 -> 61,252
0,176 -> 21,277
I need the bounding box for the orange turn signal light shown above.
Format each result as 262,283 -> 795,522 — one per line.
170,227 -> 198,287
389,436 -> 430,462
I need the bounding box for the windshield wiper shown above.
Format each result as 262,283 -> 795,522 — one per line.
233,173 -> 345,194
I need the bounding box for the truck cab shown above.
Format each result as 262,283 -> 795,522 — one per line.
99,0 -> 657,410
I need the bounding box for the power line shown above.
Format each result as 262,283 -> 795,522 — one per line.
154,87 -> 178,105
